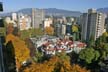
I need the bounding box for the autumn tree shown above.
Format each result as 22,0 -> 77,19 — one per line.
5,41 -> 16,72
101,32 -> 108,43
6,23 -> 31,71
6,23 -> 14,34
72,25 -> 80,41
72,25 -> 78,33
44,26 -> 54,35
6,34 -> 30,71
23,55 -> 90,72
71,64 -> 90,72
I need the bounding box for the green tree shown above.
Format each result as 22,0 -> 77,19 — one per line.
56,52 -> 70,61
88,35 -> 95,47
79,48 -> 100,64
30,28 -> 44,37
20,28 -> 44,40
103,43 -> 108,52
20,30 -> 30,40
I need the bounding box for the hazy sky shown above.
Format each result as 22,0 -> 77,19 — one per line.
1,0 -> 108,12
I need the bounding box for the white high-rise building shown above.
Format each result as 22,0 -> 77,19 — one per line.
12,13 -> 17,21
61,24 -> 66,35
18,13 -> 31,30
43,18 -> 53,28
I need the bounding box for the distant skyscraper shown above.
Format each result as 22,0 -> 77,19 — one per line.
12,13 -> 17,21
66,23 -> 72,35
54,23 -> 62,36
61,24 -> 66,35
81,9 -> 105,41
43,18 -> 53,28
80,13 -> 88,41
32,8 -> 45,28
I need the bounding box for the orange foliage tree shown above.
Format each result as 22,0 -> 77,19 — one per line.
23,54 -> 90,72
6,23 -> 14,34
44,26 -> 54,35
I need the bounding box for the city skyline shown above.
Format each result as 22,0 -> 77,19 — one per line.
1,0 -> 108,13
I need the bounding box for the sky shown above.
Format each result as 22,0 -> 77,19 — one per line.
1,0 -> 108,13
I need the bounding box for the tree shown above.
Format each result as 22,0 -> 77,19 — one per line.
72,25 -> 78,33
103,43 -> 108,53
95,36 -> 103,48
88,35 -> 95,47
6,23 -> 14,34
103,32 -> 108,37
72,25 -> 80,41
5,41 -> 16,72
71,64 -> 90,72
25,38 -> 36,57
44,26 -> 54,35
32,28 -> 44,37
20,30 -> 30,40
23,54 -> 90,72
100,43 -> 108,59
101,32 -> 108,43
79,48 -> 100,64
6,34 -> 30,70
20,28 -> 44,40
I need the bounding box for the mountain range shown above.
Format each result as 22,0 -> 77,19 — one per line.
0,8 -> 82,17
44,8 -> 82,17
97,7 -> 108,14
0,7 -> 108,18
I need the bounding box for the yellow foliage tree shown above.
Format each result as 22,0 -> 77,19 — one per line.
6,24 -> 30,71
102,32 -> 108,37
72,25 -> 78,32
6,34 -> 30,70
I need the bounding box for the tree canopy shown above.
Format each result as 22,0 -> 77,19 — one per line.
44,26 -> 54,35
72,25 -> 79,33
79,48 -> 100,64
6,34 -> 30,70
23,55 -> 90,72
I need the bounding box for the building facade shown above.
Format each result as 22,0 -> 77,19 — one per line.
80,13 -> 88,41
81,9 -> 105,41
18,13 -> 31,30
43,18 -> 53,28
66,23 -> 72,35
32,8 -> 45,28
61,24 -> 66,35
54,23 -> 62,36
12,13 -> 17,21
